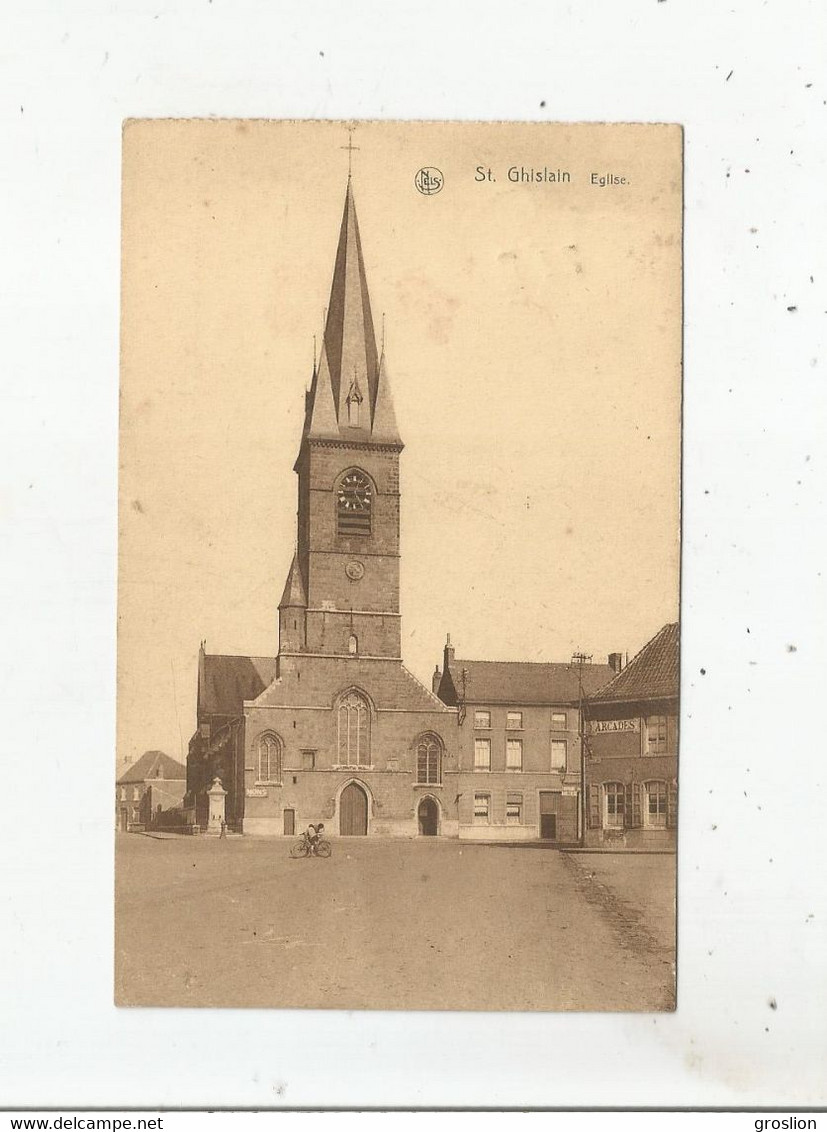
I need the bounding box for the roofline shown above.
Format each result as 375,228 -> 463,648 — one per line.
463,697 -> 587,708
453,658 -> 613,670
586,692 -> 679,707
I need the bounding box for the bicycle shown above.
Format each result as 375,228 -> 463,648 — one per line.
290,832 -> 332,858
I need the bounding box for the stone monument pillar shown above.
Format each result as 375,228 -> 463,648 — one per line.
206,777 -> 227,836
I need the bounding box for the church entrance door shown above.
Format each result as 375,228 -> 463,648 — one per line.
340,783 -> 368,836
418,797 -> 438,836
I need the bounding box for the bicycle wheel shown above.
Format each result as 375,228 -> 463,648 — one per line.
290,839 -> 309,858
316,840 -> 332,858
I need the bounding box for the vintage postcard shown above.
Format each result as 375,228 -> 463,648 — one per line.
116,120 -> 682,1010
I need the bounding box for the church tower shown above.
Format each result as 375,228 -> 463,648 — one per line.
279,179 -> 404,661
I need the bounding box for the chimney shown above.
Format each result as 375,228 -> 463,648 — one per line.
432,666 -> 442,695
444,633 -> 455,671
608,652 -> 624,674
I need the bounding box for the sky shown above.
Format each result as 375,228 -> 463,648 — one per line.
118,120 -> 682,766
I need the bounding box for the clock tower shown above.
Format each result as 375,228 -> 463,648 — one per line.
280,179 -> 404,661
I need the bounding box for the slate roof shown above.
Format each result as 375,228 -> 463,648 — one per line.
279,553 -> 307,608
117,750 -> 187,785
588,623 -> 679,704
200,654 -> 277,716
439,658 -> 615,707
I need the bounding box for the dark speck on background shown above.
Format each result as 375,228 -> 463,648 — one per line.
768,997 -> 778,1010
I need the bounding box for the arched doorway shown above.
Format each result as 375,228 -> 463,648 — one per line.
418,796 -> 439,836
339,781 -> 368,836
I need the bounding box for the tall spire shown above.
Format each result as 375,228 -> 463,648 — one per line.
301,180 -> 402,447
324,179 -> 379,420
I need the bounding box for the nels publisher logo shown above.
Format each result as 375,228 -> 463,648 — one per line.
414,167 -> 444,195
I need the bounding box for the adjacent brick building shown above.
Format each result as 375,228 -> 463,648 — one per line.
116,750 -> 187,832
435,640 -> 616,842
582,622 -> 679,848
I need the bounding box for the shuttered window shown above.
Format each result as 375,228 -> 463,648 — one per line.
506,794 -> 523,824
667,781 -> 678,828
506,739 -> 522,771
646,715 -> 668,755
474,738 -> 491,771
588,784 -> 602,829
550,739 -> 567,770
473,794 -> 491,823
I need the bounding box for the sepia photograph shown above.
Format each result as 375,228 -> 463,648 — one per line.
116,119 -> 682,1011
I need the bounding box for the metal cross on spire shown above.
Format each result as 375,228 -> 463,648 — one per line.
340,126 -> 360,178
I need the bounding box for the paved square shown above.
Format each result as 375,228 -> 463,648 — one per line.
116,834 -> 676,1011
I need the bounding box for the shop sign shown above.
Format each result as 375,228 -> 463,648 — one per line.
589,718 -> 639,734
246,787 -> 268,797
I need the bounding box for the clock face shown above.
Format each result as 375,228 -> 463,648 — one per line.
337,471 -> 372,512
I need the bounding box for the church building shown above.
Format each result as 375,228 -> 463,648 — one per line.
186,178 -> 458,837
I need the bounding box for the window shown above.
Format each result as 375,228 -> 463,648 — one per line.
474,709 -> 491,729
645,780 -> 667,827
506,794 -> 523,824
257,733 -> 282,783
416,735 -> 442,785
474,737 -> 491,771
337,690 -> 370,766
646,715 -> 667,755
605,782 -> 625,828
473,794 -> 491,824
119,787 -> 126,801
301,749 -> 316,771
506,738 -> 523,771
348,633 -> 358,655
336,470 -> 372,536
551,711 -> 567,731
506,711 -> 523,730
550,739 -> 567,771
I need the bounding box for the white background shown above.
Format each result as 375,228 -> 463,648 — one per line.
2,0 -> 825,1110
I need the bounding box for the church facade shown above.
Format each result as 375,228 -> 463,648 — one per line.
186,180 -> 458,838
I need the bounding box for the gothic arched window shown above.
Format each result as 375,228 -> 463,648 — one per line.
336,469 -> 372,537
257,733 -> 282,784
337,690 -> 370,767
416,734 -> 442,785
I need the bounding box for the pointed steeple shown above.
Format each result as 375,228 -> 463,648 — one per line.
325,179 -> 379,422
278,551 -> 307,609
306,340 -> 340,439
371,351 -> 402,445
299,180 -> 402,448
